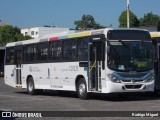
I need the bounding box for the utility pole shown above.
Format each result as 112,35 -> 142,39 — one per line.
127,0 -> 130,28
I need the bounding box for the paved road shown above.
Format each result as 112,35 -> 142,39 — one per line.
0,77 -> 160,120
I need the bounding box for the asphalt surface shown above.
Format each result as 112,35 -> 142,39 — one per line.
0,77 -> 160,120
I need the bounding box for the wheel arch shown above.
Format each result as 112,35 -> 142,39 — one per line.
26,75 -> 38,95
26,75 -> 33,84
75,75 -> 85,89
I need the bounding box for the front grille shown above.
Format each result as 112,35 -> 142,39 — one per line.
117,72 -> 148,78
125,85 -> 142,89
121,80 -> 131,82
121,80 -> 143,83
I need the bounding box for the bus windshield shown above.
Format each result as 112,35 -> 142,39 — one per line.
107,41 -> 153,72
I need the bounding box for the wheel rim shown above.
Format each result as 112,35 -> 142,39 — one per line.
28,81 -> 33,92
79,83 -> 86,96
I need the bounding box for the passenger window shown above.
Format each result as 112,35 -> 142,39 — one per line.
6,47 -> 14,64
37,42 -> 48,61
63,40 -> 70,60
49,41 -> 62,61
25,45 -> 36,62
70,39 -> 77,60
78,37 -> 88,61
62,39 -> 77,60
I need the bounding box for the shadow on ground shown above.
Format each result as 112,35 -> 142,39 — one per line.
15,90 -> 160,102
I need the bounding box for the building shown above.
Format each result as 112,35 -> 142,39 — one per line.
21,26 -> 72,38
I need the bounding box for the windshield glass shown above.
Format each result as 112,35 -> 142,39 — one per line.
107,41 -> 153,72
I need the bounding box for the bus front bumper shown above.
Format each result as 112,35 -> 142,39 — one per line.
106,81 -> 154,93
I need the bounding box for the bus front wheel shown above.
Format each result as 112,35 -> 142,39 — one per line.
27,77 -> 37,95
77,78 -> 89,100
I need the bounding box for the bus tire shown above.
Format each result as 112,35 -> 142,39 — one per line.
27,77 -> 37,95
77,78 -> 89,100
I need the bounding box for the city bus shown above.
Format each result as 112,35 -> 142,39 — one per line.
150,32 -> 160,93
5,28 -> 154,99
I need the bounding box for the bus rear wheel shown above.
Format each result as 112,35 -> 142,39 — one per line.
27,77 -> 37,95
77,78 -> 89,100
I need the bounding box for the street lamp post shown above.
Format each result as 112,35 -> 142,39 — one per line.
127,0 -> 130,28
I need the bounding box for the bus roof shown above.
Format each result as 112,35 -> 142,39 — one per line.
150,32 -> 160,38
6,28 -> 149,47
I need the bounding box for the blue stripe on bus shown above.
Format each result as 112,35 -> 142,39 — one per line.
59,36 -> 67,40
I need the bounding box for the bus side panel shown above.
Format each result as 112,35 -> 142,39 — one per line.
51,62 -> 85,91
4,65 -> 16,88
21,64 -> 49,89
35,63 -> 51,89
101,69 -> 107,93
50,62 -> 88,91
21,62 -> 88,91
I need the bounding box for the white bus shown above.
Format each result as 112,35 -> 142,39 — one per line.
5,28 -> 154,99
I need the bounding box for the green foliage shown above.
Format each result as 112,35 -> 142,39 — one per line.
74,15 -> 105,30
139,12 -> 160,27
0,25 -> 32,46
119,10 -> 139,28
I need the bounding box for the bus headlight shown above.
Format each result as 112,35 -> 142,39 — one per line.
145,74 -> 154,82
108,74 -> 121,83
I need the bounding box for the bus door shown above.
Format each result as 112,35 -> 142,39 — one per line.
88,37 -> 105,92
14,46 -> 23,86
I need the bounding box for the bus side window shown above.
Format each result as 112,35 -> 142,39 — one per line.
62,39 -> 76,61
62,40 -> 70,60
6,47 -> 14,65
26,45 -> 36,63
37,42 -> 48,61
70,39 -> 77,60
78,37 -> 88,61
49,41 -> 62,61
23,46 -> 26,63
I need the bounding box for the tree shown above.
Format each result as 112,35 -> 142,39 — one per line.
0,25 -> 32,46
139,12 -> 160,27
74,15 -> 105,30
119,10 -> 139,28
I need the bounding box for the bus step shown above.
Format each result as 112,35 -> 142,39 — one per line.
16,85 -> 22,89
89,88 -> 96,91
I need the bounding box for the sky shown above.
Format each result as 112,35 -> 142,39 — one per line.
0,0 -> 160,29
